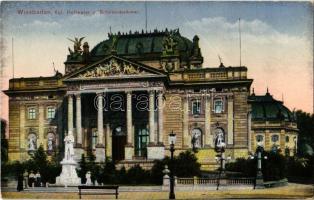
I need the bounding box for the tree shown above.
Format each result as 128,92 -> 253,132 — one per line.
77,154 -> 88,184
295,110 -> 314,156
173,151 -> 201,177
1,119 -> 8,163
31,145 -> 49,183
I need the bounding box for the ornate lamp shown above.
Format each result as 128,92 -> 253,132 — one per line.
168,130 -> 176,199
168,131 -> 177,145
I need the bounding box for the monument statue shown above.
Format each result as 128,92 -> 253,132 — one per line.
214,129 -> 226,153
28,134 -> 37,151
56,131 -> 80,187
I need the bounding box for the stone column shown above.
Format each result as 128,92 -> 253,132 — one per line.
75,93 -> 82,146
74,93 -> 84,161
149,90 -> 155,144
183,95 -> 189,147
227,96 -> 234,145
96,92 -> 105,163
97,93 -> 104,145
157,91 -> 164,144
248,112 -> 252,152
38,104 -> 44,149
125,91 -> 134,160
147,90 -> 164,160
67,94 -> 74,134
106,124 -> 112,158
20,104 -> 26,160
205,94 -> 212,147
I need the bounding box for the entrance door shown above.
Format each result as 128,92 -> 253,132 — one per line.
112,126 -> 126,162
135,126 -> 149,158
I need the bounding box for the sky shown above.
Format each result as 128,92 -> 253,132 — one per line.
0,1 -> 313,121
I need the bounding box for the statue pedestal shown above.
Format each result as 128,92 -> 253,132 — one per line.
56,159 -> 80,187
56,132 -> 80,187
147,145 -> 165,160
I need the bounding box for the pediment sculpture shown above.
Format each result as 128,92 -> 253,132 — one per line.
78,58 -> 148,78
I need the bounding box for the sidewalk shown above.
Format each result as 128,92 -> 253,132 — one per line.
1,183 -> 313,199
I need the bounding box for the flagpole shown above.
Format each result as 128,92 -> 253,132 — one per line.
239,18 -> 242,67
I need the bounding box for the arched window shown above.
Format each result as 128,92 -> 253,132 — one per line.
28,133 -> 37,151
271,135 -> 279,143
256,135 -> 264,142
285,136 -> 290,143
191,128 -> 202,149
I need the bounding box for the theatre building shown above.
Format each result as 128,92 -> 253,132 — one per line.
4,29 -> 298,169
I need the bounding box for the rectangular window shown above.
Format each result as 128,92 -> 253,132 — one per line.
47,107 -> 56,119
214,99 -> 223,113
28,107 -> 36,119
192,100 -> 201,115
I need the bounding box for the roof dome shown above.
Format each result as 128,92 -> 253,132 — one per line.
249,92 -> 295,122
89,29 -> 193,60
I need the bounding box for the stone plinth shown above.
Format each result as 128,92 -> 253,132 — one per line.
124,146 -> 134,160
95,147 -> 106,163
56,159 -> 80,187
147,145 -> 165,160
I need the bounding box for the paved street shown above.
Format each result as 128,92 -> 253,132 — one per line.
1,183 -> 313,199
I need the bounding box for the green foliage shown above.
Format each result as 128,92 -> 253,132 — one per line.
126,165 -> 150,185
286,155 -> 314,182
1,119 -> 8,163
173,150 -> 201,177
226,158 -> 256,177
295,110 -> 314,156
150,157 -> 170,184
226,151 -> 286,181
262,151 -> 286,181
100,158 -> 116,184
116,166 -> 127,184
150,150 -> 201,184
1,147 -> 61,184
77,154 -> 88,184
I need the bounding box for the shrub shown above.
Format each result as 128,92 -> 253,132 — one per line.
286,155 -> 314,182
173,150 -> 201,177
116,167 -> 127,184
99,159 -> 117,184
126,165 -> 150,185
226,158 -> 256,177
262,151 -> 286,181
77,154 -> 88,184
150,157 -> 170,184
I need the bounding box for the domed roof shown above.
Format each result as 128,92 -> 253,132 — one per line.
90,29 -> 193,60
249,91 -> 295,122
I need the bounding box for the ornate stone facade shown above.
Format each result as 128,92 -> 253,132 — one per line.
4,29 -> 298,170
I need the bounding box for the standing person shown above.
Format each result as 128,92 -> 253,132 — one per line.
29,171 -> 35,187
16,162 -> 24,191
35,172 -> 41,187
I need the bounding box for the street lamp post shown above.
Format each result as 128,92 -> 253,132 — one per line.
255,141 -> 266,189
214,133 -> 227,190
168,131 -> 176,200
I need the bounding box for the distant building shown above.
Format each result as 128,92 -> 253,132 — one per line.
4,29 -> 298,169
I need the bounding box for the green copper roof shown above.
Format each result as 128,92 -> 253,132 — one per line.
249,93 -> 295,122
90,29 -> 193,58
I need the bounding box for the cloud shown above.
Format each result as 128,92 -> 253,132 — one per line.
182,17 -> 313,112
